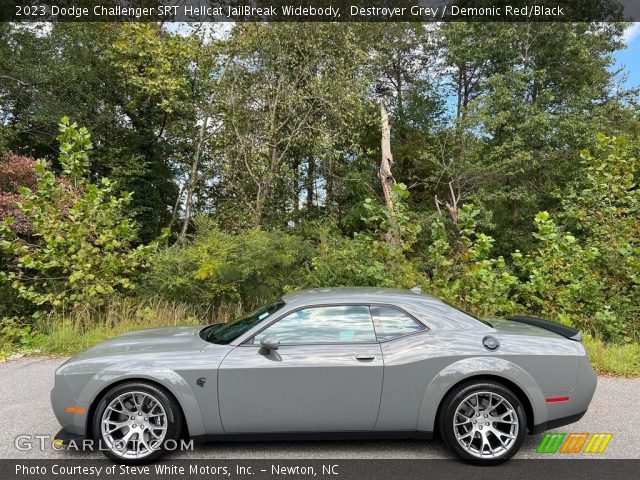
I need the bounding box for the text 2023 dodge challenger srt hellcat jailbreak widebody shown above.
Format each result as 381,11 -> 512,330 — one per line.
52,287 -> 596,464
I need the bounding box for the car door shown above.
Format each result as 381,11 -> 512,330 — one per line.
369,305 -> 435,431
218,305 -> 383,433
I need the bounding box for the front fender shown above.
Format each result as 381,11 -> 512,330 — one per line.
416,357 -> 547,432
77,362 -> 207,438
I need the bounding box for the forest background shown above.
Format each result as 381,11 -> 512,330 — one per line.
0,21 -> 638,374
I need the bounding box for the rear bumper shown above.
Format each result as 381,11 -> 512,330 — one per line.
530,352 -> 596,434
531,410 -> 587,435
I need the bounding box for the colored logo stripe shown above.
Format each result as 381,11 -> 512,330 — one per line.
537,432 -> 566,453
537,432 -> 613,454
560,433 -> 589,453
584,433 -> 613,453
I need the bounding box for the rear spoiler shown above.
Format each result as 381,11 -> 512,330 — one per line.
506,315 -> 582,341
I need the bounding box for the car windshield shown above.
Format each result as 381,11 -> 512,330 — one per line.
204,301 -> 285,345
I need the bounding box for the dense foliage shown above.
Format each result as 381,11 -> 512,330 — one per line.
0,119 -> 159,341
0,22 -> 638,352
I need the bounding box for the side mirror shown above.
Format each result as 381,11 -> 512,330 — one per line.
260,335 -> 280,351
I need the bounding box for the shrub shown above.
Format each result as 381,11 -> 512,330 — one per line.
0,118 -> 159,327
305,223 -> 424,289
425,204 -> 519,317
513,134 -> 639,342
0,153 -> 39,235
513,212 -> 607,334
141,219 -> 314,311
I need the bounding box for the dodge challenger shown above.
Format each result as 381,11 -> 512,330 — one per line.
51,287 -> 596,464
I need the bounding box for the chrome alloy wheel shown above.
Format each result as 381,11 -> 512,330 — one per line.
100,391 -> 168,459
452,391 -> 519,459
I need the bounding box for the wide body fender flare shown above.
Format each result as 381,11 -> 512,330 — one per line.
416,357 -> 547,432
78,363 -> 207,437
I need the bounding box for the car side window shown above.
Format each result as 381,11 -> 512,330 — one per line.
370,306 -> 425,341
253,305 -> 376,345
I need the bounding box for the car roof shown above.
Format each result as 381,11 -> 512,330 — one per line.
276,287 -> 486,332
281,287 -> 438,305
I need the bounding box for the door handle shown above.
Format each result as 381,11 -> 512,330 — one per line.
354,353 -> 376,361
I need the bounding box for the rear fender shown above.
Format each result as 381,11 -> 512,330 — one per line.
416,357 -> 547,432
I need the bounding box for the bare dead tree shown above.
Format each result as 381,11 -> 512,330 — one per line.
379,102 -> 400,246
174,56 -> 230,242
434,180 -> 461,224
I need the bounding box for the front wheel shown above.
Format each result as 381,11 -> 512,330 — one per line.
92,381 -> 184,464
438,381 -> 526,465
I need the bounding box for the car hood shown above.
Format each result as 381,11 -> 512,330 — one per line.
69,326 -> 208,361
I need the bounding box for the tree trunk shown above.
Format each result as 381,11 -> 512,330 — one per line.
435,180 -> 460,224
166,183 -> 186,245
292,156 -> 301,215
306,156 -> 315,209
254,147 -> 277,227
178,114 -> 209,241
379,102 -> 400,246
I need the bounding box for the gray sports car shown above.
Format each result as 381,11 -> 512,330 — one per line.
51,287 -> 597,464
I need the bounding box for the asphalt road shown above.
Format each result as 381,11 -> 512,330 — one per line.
0,356 -> 638,460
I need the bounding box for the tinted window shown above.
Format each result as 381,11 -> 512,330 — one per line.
253,306 -> 376,344
205,301 -> 285,345
371,306 -> 425,341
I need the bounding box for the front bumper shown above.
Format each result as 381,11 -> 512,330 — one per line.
50,374 -> 90,437
53,428 -> 86,445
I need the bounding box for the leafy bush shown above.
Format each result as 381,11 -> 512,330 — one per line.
0,153 -> 40,235
513,134 -> 639,342
305,223 -> 424,289
0,154 -> 41,322
420,134 -> 638,343
0,118 -> 159,327
513,212 -> 607,334
143,186 -> 428,313
141,219 -> 314,311
425,204 -> 519,317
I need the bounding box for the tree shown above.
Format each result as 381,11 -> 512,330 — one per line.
458,23 -> 630,253
378,102 -> 400,246
106,24 -> 197,241
0,23 -> 198,242
215,23 -> 372,227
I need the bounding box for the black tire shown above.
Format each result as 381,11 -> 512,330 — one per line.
92,381 -> 184,464
438,380 -> 526,465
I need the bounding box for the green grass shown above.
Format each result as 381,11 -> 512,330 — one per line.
0,296 -> 243,358
1,299 -> 639,377
583,335 -> 640,377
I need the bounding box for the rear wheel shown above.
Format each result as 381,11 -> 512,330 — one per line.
92,381 -> 183,464
439,381 -> 526,465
